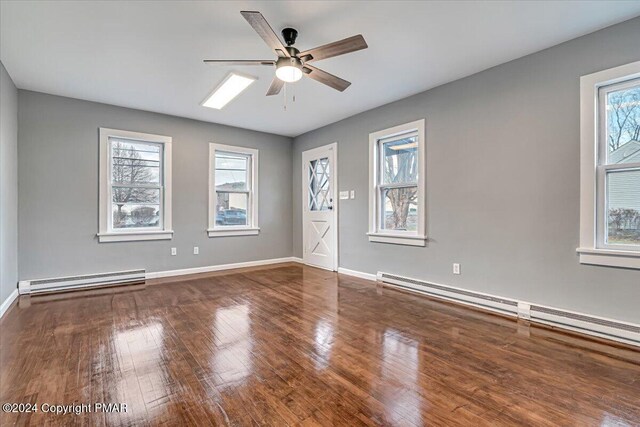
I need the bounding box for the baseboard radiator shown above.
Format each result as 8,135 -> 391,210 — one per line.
18,269 -> 146,295
378,272 -> 640,347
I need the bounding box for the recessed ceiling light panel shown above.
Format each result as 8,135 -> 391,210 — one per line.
202,72 -> 257,110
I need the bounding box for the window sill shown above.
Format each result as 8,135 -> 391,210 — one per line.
367,232 -> 427,247
576,247 -> 640,270
208,228 -> 260,238
97,230 -> 174,243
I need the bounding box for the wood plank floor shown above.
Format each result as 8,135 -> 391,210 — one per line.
1,263 -> 639,426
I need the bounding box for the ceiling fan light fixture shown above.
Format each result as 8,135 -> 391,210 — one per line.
275,57 -> 303,83
204,11 -> 368,96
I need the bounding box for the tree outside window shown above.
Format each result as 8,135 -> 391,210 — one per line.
380,136 -> 419,231
111,141 -> 162,229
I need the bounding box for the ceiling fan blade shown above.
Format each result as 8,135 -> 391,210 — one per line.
240,11 -> 290,57
203,60 -> 275,66
266,77 -> 284,96
302,65 -> 351,92
298,35 -> 367,63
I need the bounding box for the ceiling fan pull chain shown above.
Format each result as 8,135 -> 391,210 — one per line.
283,83 -> 287,111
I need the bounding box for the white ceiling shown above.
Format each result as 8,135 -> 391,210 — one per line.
2,1 -> 639,137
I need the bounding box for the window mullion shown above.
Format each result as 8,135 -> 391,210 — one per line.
380,182 -> 419,190
111,183 -> 162,189
601,163 -> 640,172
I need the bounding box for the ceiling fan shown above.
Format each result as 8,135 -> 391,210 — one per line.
203,11 -> 368,96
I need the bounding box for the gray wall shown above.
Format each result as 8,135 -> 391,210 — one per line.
0,62 -> 19,306
18,91 -> 292,279
292,18 -> 640,323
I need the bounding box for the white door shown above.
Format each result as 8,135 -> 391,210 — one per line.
302,143 -> 338,271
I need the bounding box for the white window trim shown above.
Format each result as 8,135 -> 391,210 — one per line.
98,128 -> 173,243
368,119 -> 426,246
577,61 -> 640,269
208,143 -> 259,237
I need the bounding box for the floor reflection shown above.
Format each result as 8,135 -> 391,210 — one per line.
313,319 -> 335,371
381,329 -> 422,425
302,268 -> 338,311
600,413 -> 635,427
211,304 -> 253,388
106,321 -> 167,424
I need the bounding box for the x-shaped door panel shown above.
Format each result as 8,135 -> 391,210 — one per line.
307,220 -> 330,256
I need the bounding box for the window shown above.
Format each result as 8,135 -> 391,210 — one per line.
368,119 -> 426,246
208,143 -> 259,237
98,128 -> 173,242
578,61 -> 640,269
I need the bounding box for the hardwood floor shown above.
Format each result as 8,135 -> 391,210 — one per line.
1,263 -> 639,426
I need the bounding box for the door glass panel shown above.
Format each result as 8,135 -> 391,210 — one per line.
308,157 -> 331,211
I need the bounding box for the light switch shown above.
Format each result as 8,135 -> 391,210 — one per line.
350,190 -> 355,199
339,191 -> 349,200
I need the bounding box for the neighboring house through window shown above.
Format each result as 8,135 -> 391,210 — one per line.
368,119 -> 426,246
578,61 -> 640,269
208,143 -> 259,237
98,128 -> 173,242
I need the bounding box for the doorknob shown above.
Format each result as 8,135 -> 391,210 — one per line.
328,206 -> 333,210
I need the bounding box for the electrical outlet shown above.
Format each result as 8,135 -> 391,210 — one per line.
350,190 -> 355,199
193,246 -> 199,255
453,263 -> 461,275
171,247 -> 177,256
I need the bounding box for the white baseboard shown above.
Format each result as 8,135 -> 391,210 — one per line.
337,267 -> 377,281
19,270 -> 146,295
146,257 -> 300,279
376,270 -> 639,347
331,266 -> 639,347
0,289 -> 19,319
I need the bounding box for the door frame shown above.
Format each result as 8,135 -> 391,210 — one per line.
302,142 -> 339,271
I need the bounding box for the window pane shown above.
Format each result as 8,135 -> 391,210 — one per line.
112,204 -> 161,229
216,192 -> 248,226
215,152 -> 248,191
112,187 -> 160,204
111,139 -> 161,184
606,169 -> 640,246
606,81 -> 640,165
382,187 -> 418,232
308,157 -> 331,211
382,136 -> 418,184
